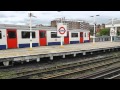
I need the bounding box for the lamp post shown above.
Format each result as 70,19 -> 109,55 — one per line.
90,15 -> 100,44
29,12 -> 33,49
58,11 -> 64,47
110,18 -> 117,42
28,11 -> 36,49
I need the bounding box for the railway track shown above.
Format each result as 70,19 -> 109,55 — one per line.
0,65 -> 13,69
77,66 -> 120,79
107,73 -> 120,79
9,55 -> 120,79
40,58 -> 120,79
98,67 -> 120,79
92,67 -> 120,79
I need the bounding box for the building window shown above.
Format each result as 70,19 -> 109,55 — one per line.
8,31 -> 16,38
22,31 -> 36,38
51,32 -> 57,38
0,31 -> 2,39
40,31 -> 46,38
71,33 -> 78,37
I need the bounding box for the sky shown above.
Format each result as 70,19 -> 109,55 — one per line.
0,11 -> 120,26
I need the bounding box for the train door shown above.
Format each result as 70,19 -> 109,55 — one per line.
7,29 -> 17,49
80,32 -> 83,43
64,31 -> 69,44
39,30 -> 47,46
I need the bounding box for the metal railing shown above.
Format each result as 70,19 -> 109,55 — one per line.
114,36 -> 120,42
90,36 -> 120,42
90,36 -> 111,42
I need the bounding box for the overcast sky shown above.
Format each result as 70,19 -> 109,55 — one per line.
0,11 -> 120,26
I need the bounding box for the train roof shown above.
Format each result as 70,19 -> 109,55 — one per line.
69,29 -> 90,32
0,24 -> 55,30
0,24 -> 90,32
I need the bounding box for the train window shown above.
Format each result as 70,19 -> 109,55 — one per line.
80,32 -> 83,37
51,32 -> 57,38
22,32 -> 30,38
32,32 -> 36,38
8,31 -> 16,38
22,31 -> 36,38
85,33 -> 86,37
71,33 -> 78,37
40,31 -> 46,38
0,31 -> 2,39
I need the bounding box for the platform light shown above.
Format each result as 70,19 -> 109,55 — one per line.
110,18 -> 117,42
57,11 -> 64,47
28,11 -> 36,50
90,15 -> 100,44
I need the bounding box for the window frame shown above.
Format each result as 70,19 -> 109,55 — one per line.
71,33 -> 78,38
40,31 -> 46,38
21,31 -> 36,39
51,32 -> 60,38
80,32 -> 83,38
84,33 -> 86,37
8,31 -> 16,39
0,31 -> 2,39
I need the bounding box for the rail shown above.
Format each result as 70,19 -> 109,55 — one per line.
9,55 -> 120,79
41,57 -> 120,79
77,65 -> 120,79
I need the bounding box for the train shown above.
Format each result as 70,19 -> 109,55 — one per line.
0,24 -> 90,50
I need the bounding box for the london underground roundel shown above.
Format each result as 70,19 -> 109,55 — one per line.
57,23 -> 67,36
58,27 -> 66,35
110,28 -> 116,36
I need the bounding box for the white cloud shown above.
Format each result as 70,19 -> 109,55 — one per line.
0,11 -> 120,25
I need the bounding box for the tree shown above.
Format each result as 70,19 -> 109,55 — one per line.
117,30 -> 120,36
99,28 -> 110,36
90,29 -> 93,36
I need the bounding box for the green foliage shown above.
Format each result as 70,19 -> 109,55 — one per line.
99,28 -> 110,36
96,32 -> 100,36
90,29 -> 93,36
117,30 -> 120,36
99,28 -> 120,36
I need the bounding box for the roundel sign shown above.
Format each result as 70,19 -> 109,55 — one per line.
57,23 -> 67,36
110,27 -> 116,36
58,27 -> 66,34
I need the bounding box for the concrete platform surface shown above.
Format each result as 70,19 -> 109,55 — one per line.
0,41 -> 120,59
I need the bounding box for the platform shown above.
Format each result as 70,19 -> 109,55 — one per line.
1,41 -> 120,66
